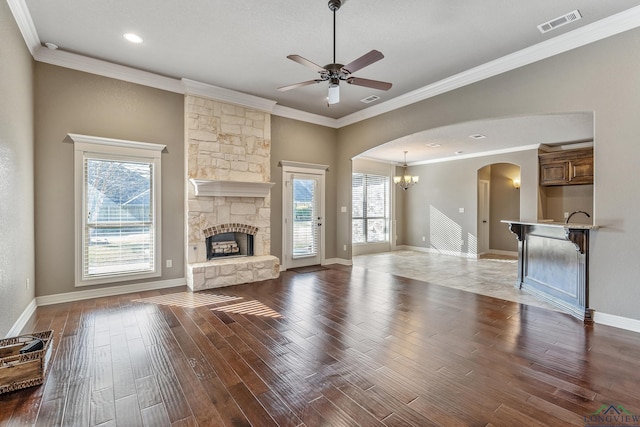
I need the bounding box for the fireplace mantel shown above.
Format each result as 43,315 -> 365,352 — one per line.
190,179 -> 275,198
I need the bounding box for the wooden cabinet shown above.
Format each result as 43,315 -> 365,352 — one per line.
539,147 -> 593,186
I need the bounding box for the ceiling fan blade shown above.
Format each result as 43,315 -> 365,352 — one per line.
277,80 -> 323,91
286,55 -> 327,73
341,50 -> 384,74
346,77 -> 392,91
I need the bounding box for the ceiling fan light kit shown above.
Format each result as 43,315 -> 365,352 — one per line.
278,0 -> 392,105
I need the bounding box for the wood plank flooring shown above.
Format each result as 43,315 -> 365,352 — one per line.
2,265 -> 640,426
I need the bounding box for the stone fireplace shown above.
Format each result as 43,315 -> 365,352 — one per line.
185,95 -> 279,291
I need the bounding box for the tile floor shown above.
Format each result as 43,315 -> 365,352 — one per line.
352,250 -> 560,311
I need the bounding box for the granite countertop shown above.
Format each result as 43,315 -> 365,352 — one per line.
500,219 -> 599,230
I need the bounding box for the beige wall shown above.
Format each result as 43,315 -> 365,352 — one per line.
0,1 -> 35,336
337,27 -> 640,320
270,116 -> 338,262
34,63 -> 184,297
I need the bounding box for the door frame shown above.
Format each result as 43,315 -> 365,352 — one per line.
280,161 -> 329,270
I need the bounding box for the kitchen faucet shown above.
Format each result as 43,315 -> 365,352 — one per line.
565,210 -> 590,224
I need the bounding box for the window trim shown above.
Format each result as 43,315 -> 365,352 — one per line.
70,133 -> 166,287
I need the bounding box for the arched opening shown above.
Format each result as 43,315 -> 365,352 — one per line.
477,163 -> 521,257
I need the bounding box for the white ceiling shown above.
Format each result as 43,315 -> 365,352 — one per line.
15,0 -> 640,162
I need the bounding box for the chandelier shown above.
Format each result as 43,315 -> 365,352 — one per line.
394,151 -> 419,191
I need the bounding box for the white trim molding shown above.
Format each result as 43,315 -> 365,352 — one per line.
36,278 -> 186,306
11,1 -> 640,129
593,311 -> 640,334
190,179 -> 275,198
278,160 -> 330,172
5,298 -> 37,338
182,79 -> 277,113
322,258 -> 353,266
35,46 -> 184,94
67,133 -> 167,153
6,0 -> 39,55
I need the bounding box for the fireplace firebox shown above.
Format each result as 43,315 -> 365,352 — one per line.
206,232 -> 254,260
203,224 -> 258,260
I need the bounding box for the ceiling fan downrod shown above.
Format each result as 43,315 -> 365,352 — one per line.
328,0 -> 342,65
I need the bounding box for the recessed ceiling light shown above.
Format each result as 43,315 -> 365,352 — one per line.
469,134 -> 486,140
123,33 -> 143,44
455,151 -> 464,155
425,143 -> 441,148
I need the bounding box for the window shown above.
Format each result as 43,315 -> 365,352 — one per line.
71,134 -> 165,286
352,173 -> 389,244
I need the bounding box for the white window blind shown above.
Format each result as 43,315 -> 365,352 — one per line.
83,157 -> 155,278
352,173 -> 389,244
292,176 -> 318,258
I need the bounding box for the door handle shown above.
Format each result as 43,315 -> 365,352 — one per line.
317,223 -> 322,226
483,220 -> 487,223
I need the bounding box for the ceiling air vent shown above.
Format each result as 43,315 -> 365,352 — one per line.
361,95 -> 381,104
538,10 -> 582,34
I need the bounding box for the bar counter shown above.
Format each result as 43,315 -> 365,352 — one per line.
501,220 -> 599,322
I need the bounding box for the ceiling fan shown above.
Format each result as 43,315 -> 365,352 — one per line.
278,0 -> 392,105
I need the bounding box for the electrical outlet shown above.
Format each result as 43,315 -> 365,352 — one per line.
564,211 -> 570,219
166,259 -> 172,268
459,207 -> 465,213
422,236 -> 426,242
343,244 -> 347,251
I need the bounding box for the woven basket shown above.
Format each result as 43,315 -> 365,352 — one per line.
0,330 -> 53,394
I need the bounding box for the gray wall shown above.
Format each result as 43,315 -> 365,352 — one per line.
400,151 -> 536,254
489,163 -> 520,252
34,63 -> 184,297
337,27 -> 640,320
270,116 -> 338,262
0,1 -> 35,336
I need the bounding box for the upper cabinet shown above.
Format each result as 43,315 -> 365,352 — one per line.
539,147 -> 593,186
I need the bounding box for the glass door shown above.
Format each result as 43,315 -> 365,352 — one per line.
284,172 -> 323,268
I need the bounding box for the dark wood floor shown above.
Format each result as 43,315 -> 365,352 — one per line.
2,266 -> 640,426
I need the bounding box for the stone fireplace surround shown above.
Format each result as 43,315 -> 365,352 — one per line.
185,95 -> 279,291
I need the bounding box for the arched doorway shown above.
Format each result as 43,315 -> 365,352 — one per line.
477,163 -> 521,257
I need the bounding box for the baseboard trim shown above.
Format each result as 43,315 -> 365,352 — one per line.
5,298 -> 38,338
594,311 -> 640,334
36,278 -> 186,306
397,245 -> 478,258
487,249 -> 518,257
323,258 -> 353,266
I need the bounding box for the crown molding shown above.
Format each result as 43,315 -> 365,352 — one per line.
410,144 -> 540,166
34,46 -> 185,93
6,0 -> 39,55
335,5 -> 640,128
271,105 -> 339,128
182,79 -> 277,113
9,1 -> 640,128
